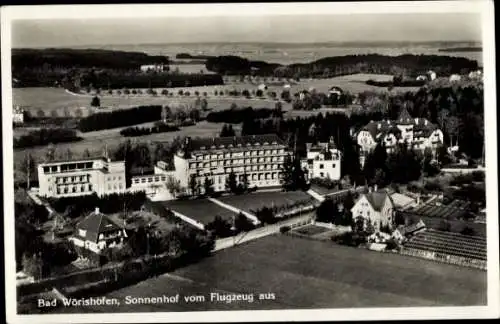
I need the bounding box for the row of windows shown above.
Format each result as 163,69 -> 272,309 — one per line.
107,183 -> 124,191
106,175 -> 123,182
43,162 -> 94,174
132,175 -> 168,184
53,183 -> 93,194
54,175 -> 90,184
318,163 -> 337,169
193,149 -> 286,161
190,157 -> 285,169
195,172 -> 282,182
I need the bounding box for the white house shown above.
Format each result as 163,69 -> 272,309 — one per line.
13,106 -> 24,124
356,107 -> 444,166
351,189 -> 395,232
301,138 -> 342,182
427,70 -> 437,81
69,207 -> 128,254
140,64 -> 167,73
416,75 -> 427,81
449,74 -> 462,82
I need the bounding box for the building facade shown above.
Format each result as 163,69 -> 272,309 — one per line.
13,106 -> 24,124
351,189 -> 395,232
173,134 -> 289,194
37,157 -> 126,198
69,207 -> 127,254
356,108 -> 444,166
301,138 -> 342,182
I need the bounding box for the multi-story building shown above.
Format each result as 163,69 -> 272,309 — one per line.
172,134 -> 289,194
37,157 -> 126,198
356,108 -> 444,166
301,138 -> 342,182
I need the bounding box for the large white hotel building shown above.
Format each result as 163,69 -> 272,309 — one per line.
172,134 -> 290,194
37,134 -> 291,199
37,157 -> 126,198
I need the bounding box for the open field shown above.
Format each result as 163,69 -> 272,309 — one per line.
54,234 -> 486,313
161,198 -> 238,225
169,63 -> 214,74
293,224 -> 331,236
218,191 -> 314,214
13,87 -> 282,114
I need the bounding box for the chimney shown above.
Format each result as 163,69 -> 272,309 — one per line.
415,118 -> 419,125
374,184 -> 378,192
377,123 -> 381,130
424,120 -> 428,126
95,207 -> 100,214
368,186 -> 373,193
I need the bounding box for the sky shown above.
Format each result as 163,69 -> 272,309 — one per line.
12,13 -> 482,48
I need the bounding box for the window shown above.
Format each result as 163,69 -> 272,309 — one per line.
319,164 -> 324,169
81,185 -> 85,192
89,184 -> 93,191
79,229 -> 87,237
63,187 -> 68,194
72,186 -> 76,193
320,172 -> 324,177
43,166 -> 50,173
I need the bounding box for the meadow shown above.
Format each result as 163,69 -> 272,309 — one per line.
54,234 -> 486,313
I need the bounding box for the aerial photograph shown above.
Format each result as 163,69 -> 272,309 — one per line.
4,2 -> 494,321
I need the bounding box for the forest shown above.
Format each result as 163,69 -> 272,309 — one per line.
14,128 -> 82,149
78,105 -> 163,132
205,54 -> 479,78
12,48 -> 169,71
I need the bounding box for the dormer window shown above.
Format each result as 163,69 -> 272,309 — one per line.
79,229 -> 87,237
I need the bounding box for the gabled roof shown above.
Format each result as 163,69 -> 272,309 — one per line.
75,209 -> 123,243
364,190 -> 393,212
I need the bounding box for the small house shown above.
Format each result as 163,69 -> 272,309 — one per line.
351,188 -> 395,232
69,207 -> 127,255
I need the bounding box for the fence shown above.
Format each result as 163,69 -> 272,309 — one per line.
400,247 -> 486,270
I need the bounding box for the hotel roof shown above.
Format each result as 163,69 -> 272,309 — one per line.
74,208 -> 123,243
185,134 -> 286,153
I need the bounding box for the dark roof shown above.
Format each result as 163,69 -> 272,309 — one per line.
397,106 -> 412,123
130,166 -> 155,176
185,134 -> 285,153
361,118 -> 438,140
364,190 -> 393,212
362,120 -> 401,139
75,209 -> 123,243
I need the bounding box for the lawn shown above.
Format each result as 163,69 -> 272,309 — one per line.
293,224 -> 331,236
53,234 -> 486,313
161,198 -> 238,225
218,191 -> 314,214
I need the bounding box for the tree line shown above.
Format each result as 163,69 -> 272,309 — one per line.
14,128 -> 82,149
205,54 -> 479,79
78,105 -> 163,132
206,106 -> 282,124
120,122 -> 180,137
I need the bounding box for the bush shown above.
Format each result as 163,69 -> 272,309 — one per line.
120,123 -> 180,137
279,226 -> 291,233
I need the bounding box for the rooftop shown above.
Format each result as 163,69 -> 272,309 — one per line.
74,207 -> 123,243
184,134 -> 286,153
364,190 -> 393,212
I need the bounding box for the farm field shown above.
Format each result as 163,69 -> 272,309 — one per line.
54,234 -> 486,313
13,87 -> 282,115
217,191 -> 314,215
161,198 -> 238,225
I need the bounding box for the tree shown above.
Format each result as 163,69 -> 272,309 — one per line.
281,155 -> 307,191
65,148 -> 73,160
22,252 -> 44,279
225,172 -> 238,193
45,143 -> 56,162
166,176 -> 182,197
316,199 -> 337,223
21,153 -> 35,189
189,174 -> 199,196
203,177 -> 214,196
255,207 -> 276,225
220,124 -> 236,137
90,96 -> 100,107
83,148 -> 91,158
205,216 -> 233,238
234,212 -> 255,233
446,116 -> 460,147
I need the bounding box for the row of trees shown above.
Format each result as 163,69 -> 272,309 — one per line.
14,128 -> 82,149
315,193 -> 355,226
206,107 -> 282,124
78,105 -> 163,132
205,213 -> 255,239
205,54 -> 479,79
120,122 -> 180,137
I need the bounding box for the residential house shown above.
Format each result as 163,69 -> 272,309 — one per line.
351,188 -> 395,232
69,207 -> 128,254
13,106 -> 25,124
301,137 -> 342,182
392,219 -> 426,244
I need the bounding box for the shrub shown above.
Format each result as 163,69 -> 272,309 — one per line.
279,226 -> 291,233
14,128 -> 82,148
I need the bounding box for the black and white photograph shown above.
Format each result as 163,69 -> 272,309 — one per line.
2,1 -> 498,323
